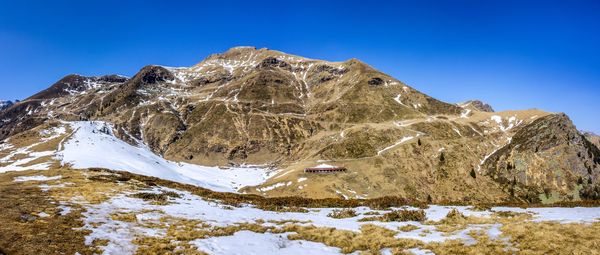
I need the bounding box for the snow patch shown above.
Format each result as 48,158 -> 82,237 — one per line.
192,231 -> 342,255
78,186 -> 600,254
60,121 -> 274,193
257,182 -> 287,192
14,175 -> 62,182
377,136 -> 415,155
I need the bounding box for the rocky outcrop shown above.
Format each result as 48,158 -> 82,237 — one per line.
482,113 -> 600,202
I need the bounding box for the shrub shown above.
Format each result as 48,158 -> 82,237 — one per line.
327,209 -> 357,219
445,208 -> 466,221
359,209 -> 426,222
470,204 -> 491,211
398,224 -> 420,232
362,211 -> 380,216
255,204 -> 309,213
130,191 -> 181,204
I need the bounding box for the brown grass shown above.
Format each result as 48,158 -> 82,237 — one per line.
130,191 -> 181,205
285,224 -> 423,254
360,209 -> 427,222
425,229 -> 513,255
398,224 -> 420,232
254,204 -> 309,213
0,170 -> 95,255
111,212 -> 137,222
327,209 -> 358,219
500,221 -> 600,254
105,168 -> 600,209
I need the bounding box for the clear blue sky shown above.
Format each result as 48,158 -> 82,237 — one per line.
1,0 -> 599,133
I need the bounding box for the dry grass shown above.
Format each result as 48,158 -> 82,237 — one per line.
254,204 -> 310,213
363,211 -> 381,215
0,170 -> 95,255
111,212 -> 137,222
84,168 -> 600,209
501,221 -> 600,255
285,224 -> 423,254
432,208 -> 476,233
130,191 -> 181,205
469,204 -> 492,211
48,170 -> 147,204
327,209 -> 358,219
360,209 -> 427,222
398,224 -> 420,232
425,230 -> 513,255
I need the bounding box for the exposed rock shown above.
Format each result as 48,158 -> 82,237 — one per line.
258,57 -> 290,69
135,66 -> 174,84
368,77 -> 385,86
482,113 -> 600,202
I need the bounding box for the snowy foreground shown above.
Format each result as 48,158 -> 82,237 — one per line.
65,184 -> 599,255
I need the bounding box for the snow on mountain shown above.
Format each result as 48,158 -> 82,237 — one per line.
59,121 -> 277,192
0,125 -> 66,173
0,100 -> 13,111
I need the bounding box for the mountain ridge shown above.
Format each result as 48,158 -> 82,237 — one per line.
1,46 -> 598,203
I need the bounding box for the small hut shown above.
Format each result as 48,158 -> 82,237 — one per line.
304,164 -> 347,173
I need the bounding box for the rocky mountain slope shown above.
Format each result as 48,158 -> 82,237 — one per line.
1,46 -> 598,203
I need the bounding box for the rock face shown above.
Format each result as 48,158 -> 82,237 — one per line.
1,46 -> 598,203
458,100 -> 494,112
482,114 -> 600,202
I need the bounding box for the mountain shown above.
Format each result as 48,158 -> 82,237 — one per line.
1,46 -> 598,203
458,100 -> 494,112
0,100 -> 12,111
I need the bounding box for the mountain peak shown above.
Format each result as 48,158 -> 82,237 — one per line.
27,74 -> 128,100
458,100 -> 494,112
